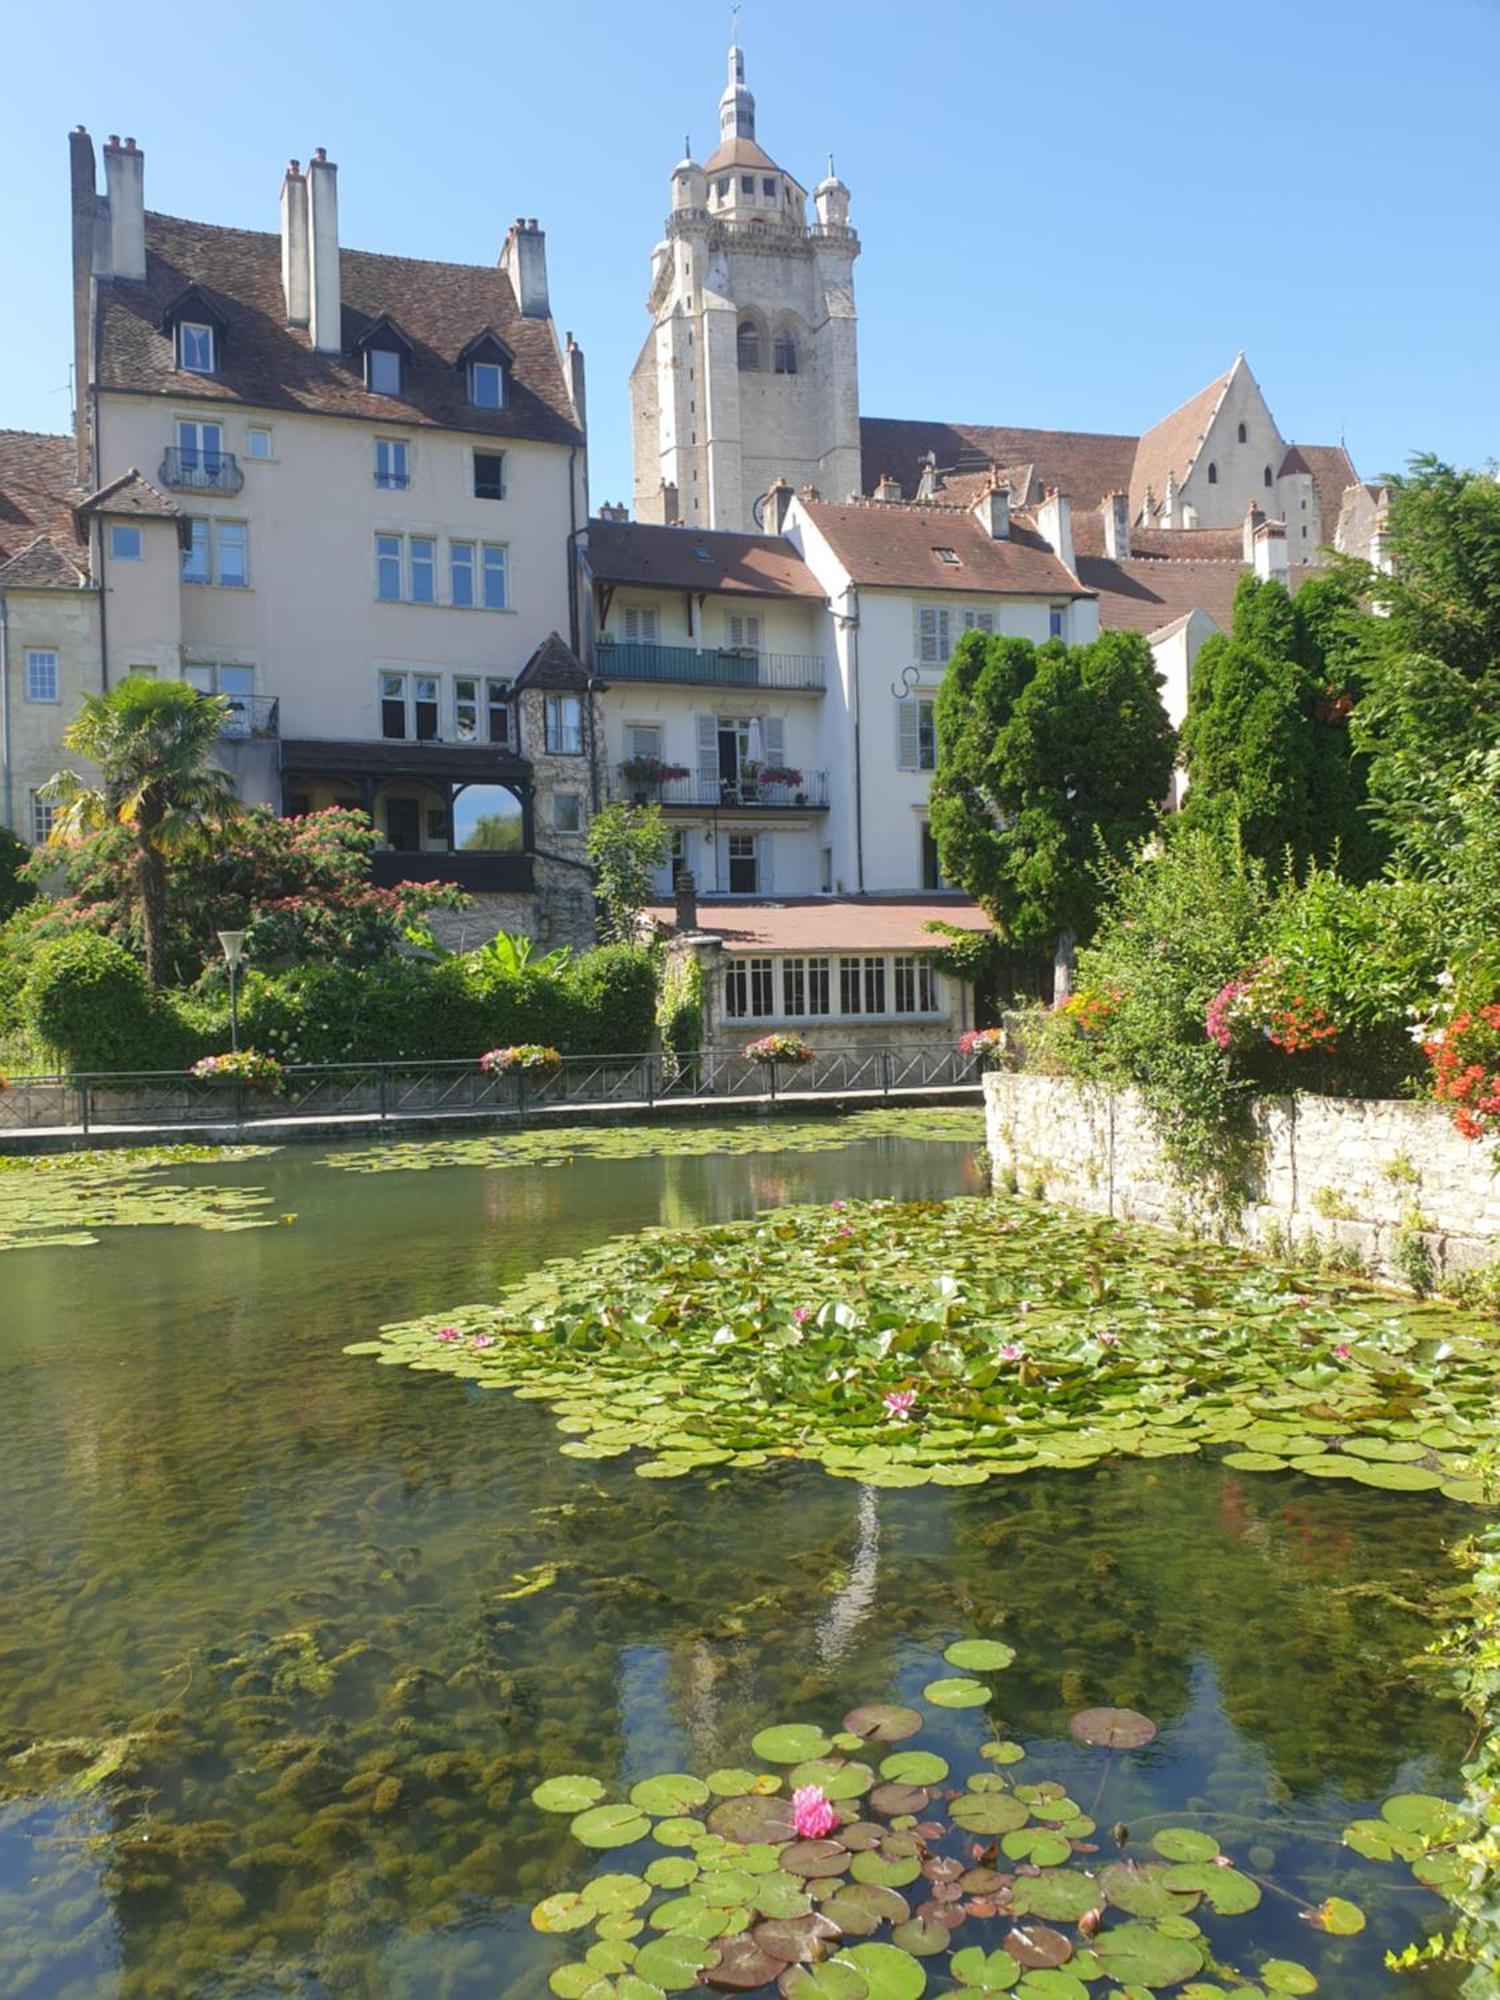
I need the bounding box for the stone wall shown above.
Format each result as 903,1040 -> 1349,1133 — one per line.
984,1072 -> 1500,1286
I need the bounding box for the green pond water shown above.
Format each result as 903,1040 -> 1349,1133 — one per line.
0,1129 -> 1479,1997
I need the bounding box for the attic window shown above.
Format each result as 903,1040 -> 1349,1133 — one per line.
692,547 -> 713,562
932,547 -> 961,567
178,322 -> 216,374
367,348 -> 402,396
469,362 -> 504,409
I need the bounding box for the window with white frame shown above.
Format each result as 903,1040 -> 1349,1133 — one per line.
622,605 -> 658,644
409,537 -> 436,604
897,697 -> 937,771
246,426 -> 273,460
376,534 -> 403,601
916,606 -> 952,664
176,419 -> 223,476
380,672 -> 408,740
727,832 -> 759,894
469,361 -> 504,409
961,608 -> 995,635
450,542 -> 475,607
486,678 -> 511,746
725,956 -> 775,1018
366,347 -> 402,396
454,676 -> 480,741
375,438 -> 410,490
178,322 -> 216,373
625,723 -> 663,763
184,661 -> 255,732
545,693 -> 584,755
481,544 -> 508,609
932,547 -> 962,568
726,614 -> 761,653
30,791 -> 55,844
473,451 -> 505,500
413,674 -> 439,739
921,822 -> 948,891
839,955 -> 886,1014
782,956 -> 831,1017
893,954 -> 938,1014
1048,605 -> 1065,640
24,650 -> 59,703
375,671 -> 439,742
109,523 -> 143,561
553,792 -> 582,833
182,517 -> 247,587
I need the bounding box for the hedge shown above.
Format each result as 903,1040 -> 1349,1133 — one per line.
20,933 -> 189,1071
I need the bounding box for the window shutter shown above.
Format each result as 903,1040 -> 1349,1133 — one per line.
898,699 -> 921,769
763,717 -> 785,768
759,832 -> 773,893
696,714 -> 719,787
715,831 -> 729,893
624,606 -> 657,642
728,614 -> 760,650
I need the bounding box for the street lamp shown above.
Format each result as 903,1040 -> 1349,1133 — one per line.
218,930 -> 247,1053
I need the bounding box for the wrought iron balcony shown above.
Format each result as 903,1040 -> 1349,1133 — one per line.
159,446 -> 245,494
217,696 -> 279,740
595,641 -> 825,691
614,764 -> 828,810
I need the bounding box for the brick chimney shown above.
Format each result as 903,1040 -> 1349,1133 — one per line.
1035,488 -> 1075,573
971,476 -> 1011,540
1102,491 -> 1130,560
307,148 -> 341,353
1242,499 -> 1265,563
873,473 -> 902,503
501,217 -> 550,318
674,870 -> 699,932
102,135 -> 146,283
763,478 -> 795,534
597,500 -> 629,523
279,160 -> 309,326
1253,518 -> 1288,583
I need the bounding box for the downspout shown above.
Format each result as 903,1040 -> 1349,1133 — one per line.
0,591 -> 12,832
96,517 -> 111,692
847,586 -> 865,893
566,444 -> 580,655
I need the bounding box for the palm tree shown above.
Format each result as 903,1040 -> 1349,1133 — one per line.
45,678 -> 240,987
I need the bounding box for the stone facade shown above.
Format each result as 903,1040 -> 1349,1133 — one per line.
985,1072 -> 1500,1288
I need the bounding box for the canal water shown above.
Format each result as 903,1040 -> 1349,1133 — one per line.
0,1132 -> 1475,1996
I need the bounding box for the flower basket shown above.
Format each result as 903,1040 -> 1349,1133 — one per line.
191,1050 -> 285,1094
479,1044 -> 562,1079
959,1026 -> 1006,1065
744,1033 -> 815,1066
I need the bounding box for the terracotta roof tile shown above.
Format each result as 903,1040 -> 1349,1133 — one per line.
1077,554 -> 1249,639
0,535 -> 90,590
800,496 -> 1091,598
861,418 -> 1134,512
703,136 -> 780,174
1129,365 -> 1235,520
1071,510 -> 1245,563
96,214 -> 583,445
0,430 -> 86,568
74,467 -> 182,520
587,518 -> 823,599
650,895 -> 992,953
512,631 -> 592,692
1291,443 -> 1360,547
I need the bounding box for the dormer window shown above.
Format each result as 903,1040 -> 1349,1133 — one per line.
367,348 -> 402,396
469,362 -> 504,409
933,547 -> 961,567
179,322 -> 216,374
353,314 -> 414,399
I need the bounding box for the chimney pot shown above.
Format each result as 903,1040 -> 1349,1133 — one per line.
314,146 -> 327,162
673,871 -> 699,932
102,133 -> 146,281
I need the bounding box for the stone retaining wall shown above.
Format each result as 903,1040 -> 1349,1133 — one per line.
984,1072 -> 1500,1286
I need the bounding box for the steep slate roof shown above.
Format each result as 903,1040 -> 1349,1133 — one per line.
800,497 -> 1092,598
861,418 -> 1135,513
73,467 -> 182,520
512,632 -> 592,692
95,213 -> 583,445
1128,366 -> 1235,519
649,895 -> 992,952
0,430 -> 86,570
587,518 -> 823,599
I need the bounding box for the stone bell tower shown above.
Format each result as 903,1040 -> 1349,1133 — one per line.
629,38 -> 861,532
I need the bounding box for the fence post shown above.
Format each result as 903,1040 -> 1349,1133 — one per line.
378,1064 -> 388,1127
79,1077 -> 90,1138
233,1078 -> 245,1134
644,1056 -> 655,1109
517,1069 -> 528,1124
881,1049 -> 891,1096
768,1060 -> 778,1101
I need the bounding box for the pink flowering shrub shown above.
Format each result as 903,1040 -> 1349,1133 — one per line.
479,1045 -> 562,1077
190,1049 -> 285,1092
744,1033 -> 815,1066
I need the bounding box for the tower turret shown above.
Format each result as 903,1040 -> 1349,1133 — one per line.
719,41 -> 756,146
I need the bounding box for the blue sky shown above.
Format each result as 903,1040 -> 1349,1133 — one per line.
6,0 -> 1496,503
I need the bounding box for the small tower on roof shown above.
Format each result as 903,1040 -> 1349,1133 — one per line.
629,36 -> 862,532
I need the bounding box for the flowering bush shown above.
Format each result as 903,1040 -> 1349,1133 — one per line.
959,1026 -> 1006,1061
1205,976 -> 1255,1051
1061,986 -> 1120,1036
1237,959 -> 1339,1053
1425,1002 -> 1500,1142
479,1044 -> 562,1077
191,1049 -> 285,1092
744,1033 -> 815,1065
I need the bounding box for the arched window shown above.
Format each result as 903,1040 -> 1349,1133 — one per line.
773,330 -> 797,375
1237,422 -> 1248,444
1264,465 -> 1273,489
737,321 -> 761,372
1207,462 -> 1219,484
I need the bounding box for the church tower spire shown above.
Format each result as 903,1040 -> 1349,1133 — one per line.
719,38 -> 756,145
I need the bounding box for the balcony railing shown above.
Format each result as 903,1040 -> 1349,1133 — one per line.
217,696 -> 279,741
159,447 -> 245,494
614,765 -> 829,810
596,641 -> 825,692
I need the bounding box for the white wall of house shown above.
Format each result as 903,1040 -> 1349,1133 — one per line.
1,586 -> 99,842
707,945 -> 970,1056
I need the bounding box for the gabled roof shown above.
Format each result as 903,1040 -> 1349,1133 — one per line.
1291,443 -> 1360,541
587,518 -> 823,600
95,213 -> 583,446
0,534 -> 90,590
861,418 -> 1135,514
1075,555 -> 1250,640
648,895 -> 992,953
0,430 -> 86,570
799,497 -> 1092,599
513,631 -> 592,693
703,136 -> 780,174
1129,364 -> 1236,519
74,467 -> 182,520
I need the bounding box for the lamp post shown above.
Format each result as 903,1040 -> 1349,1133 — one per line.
218,930 -> 247,1053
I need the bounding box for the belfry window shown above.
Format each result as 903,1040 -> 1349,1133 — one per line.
773,331 -> 797,375
737,321 -> 761,372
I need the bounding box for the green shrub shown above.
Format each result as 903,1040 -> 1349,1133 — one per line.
0,825 -> 35,922
21,932 -> 185,1071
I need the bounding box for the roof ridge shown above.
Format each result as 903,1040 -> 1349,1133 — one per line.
146,210 -> 532,284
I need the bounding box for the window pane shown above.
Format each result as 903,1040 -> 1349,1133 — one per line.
409,537 -> 435,603
180,322 -> 214,372
450,541 -> 475,607
750,958 -> 774,1015
247,428 -> 272,459
109,524 -> 143,561
486,679 -> 511,744
368,348 -> 401,395
216,521 -> 248,587
807,958 -> 831,1015
380,672 -> 406,740
184,664 -> 216,693
725,960 -> 748,1018
553,792 -> 581,833
470,362 -> 502,409
414,674 -> 440,742
30,792 -> 55,844
894,955 -> 916,1013
376,534 -> 402,601
839,956 -> 862,1014
454,784 -> 523,851
474,452 -> 505,500
481,544 -> 507,609
182,518 -> 210,584
918,700 -> 937,769
783,957 -> 806,1017
864,957 -> 886,1013
24,651 -> 59,702
454,677 -> 478,740
376,439 -> 409,489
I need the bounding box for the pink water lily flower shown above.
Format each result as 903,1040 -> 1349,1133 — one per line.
471,1334 -> 496,1350
999,1342 -> 1026,1362
791,1785 -> 839,1838
1097,1332 -> 1120,1348
433,1327 -> 462,1343
793,1306 -> 814,1324
883,1389 -> 917,1422
830,1200 -> 847,1212
1333,1342 -> 1352,1360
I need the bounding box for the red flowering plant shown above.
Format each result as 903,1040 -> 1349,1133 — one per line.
479,1045 -> 562,1077
959,1026 -> 1006,1062
1424,1000 -> 1500,1143
1061,985 -> 1120,1036
1209,958 -> 1338,1056
744,1033 -> 815,1066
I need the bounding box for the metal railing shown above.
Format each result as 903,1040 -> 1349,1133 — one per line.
158,447 -> 245,494
217,696 -> 279,740
0,1044 -> 983,1138
614,766 -> 829,809
596,642 -> 826,692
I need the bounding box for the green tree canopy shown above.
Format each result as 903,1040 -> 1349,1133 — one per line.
43,679 -> 239,987
1179,572 -> 1382,880
929,628 -> 1176,981
585,802 -> 671,946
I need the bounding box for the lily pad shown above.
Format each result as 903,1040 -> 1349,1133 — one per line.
700,1935 -> 787,1990
532,1890 -> 595,1932
632,1935 -> 722,1990
1092,1921 -> 1202,1986
1151,1828 -> 1220,1863
949,1946 -> 1021,1988
921,1677 -> 991,1709
1067,1707 -> 1157,1750
582,1874 -> 652,1913
832,1943 -> 928,1999
789,1758 -> 876,1800
631,1773 -> 710,1815
951,1792 -> 1030,1836
943,1639 -> 1017,1672
878,1751 -> 949,1786
708,1795 -> 795,1844
534,1774 -> 609,1814
1007,1870 -> 1101,1922
1259,1963 -> 1318,1995
1309,1896 -> 1365,1935
819,1881 -> 910,1936
1161,1862 -> 1261,1914
780,1964 -> 870,1999
572,1803 -> 652,1849
1380,1792 -> 1459,1834
1003,1924 -> 1073,1970
753,1724 -> 834,1764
